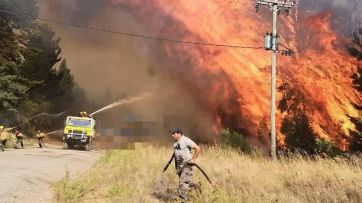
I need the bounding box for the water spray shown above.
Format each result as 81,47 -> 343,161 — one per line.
89,93 -> 150,116
45,130 -> 63,135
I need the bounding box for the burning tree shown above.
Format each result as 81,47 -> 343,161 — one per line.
278,82 -> 341,155
278,82 -> 317,154
348,27 -> 362,152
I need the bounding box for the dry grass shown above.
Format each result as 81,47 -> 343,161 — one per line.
53,145 -> 362,203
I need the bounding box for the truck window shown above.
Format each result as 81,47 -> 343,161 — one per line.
67,118 -> 91,127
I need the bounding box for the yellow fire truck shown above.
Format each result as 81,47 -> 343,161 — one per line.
63,113 -> 96,150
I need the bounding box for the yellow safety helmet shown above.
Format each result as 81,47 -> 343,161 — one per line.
79,111 -> 88,117
0,125 -> 4,130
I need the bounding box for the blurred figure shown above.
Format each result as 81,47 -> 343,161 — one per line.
15,130 -> 24,149
36,130 -> 46,148
0,125 -> 9,151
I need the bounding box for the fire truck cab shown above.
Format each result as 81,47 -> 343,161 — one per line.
63,115 -> 96,150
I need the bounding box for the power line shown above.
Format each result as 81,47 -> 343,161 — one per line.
0,9 -> 264,49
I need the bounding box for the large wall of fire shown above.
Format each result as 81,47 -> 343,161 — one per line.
38,0 -> 361,146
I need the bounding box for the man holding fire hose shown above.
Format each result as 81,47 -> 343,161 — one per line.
169,127 -> 202,201
15,130 -> 24,149
36,130 -> 46,148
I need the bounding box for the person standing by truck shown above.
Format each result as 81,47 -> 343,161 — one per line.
36,130 -> 45,148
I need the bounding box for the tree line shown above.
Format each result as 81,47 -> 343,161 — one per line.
0,0 -> 94,133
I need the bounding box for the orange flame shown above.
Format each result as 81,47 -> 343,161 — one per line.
283,13 -> 359,148
109,0 -> 360,147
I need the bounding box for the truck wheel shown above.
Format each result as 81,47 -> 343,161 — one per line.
64,142 -> 73,149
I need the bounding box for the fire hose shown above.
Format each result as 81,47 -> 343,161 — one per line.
163,153 -> 213,185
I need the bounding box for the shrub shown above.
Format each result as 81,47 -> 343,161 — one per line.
220,128 -> 250,152
315,138 -> 342,157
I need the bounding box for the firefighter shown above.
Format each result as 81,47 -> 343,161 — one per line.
15,130 -> 24,149
169,127 -> 201,201
79,111 -> 87,117
0,125 -> 9,151
36,130 -> 45,148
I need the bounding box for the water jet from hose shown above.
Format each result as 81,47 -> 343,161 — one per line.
89,93 -> 150,117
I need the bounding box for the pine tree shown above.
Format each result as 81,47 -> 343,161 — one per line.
0,1 -> 90,130
278,82 -> 317,154
0,64 -> 29,112
0,0 -> 38,125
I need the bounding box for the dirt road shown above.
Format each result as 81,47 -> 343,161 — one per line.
0,145 -> 102,203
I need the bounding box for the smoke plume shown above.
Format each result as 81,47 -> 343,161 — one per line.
37,0 -> 361,147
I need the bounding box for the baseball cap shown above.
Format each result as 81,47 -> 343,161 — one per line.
169,127 -> 182,134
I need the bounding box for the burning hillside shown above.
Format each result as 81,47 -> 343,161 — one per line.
108,0 -> 360,145
38,0 -> 361,147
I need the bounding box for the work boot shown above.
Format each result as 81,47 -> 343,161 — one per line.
190,182 -> 202,194
178,185 -> 189,202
